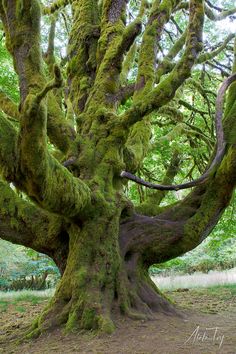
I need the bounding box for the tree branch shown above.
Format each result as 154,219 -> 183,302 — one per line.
43,0 -> 70,16
205,4 -> 236,21
0,179 -> 69,273
18,87 -> 91,218
0,112 -> 18,181
134,0 -> 177,99
156,29 -> 187,83
197,34 -> 235,64
1,0 -> 76,154
0,91 -> 19,119
121,0 -> 204,127
121,73 -> 236,190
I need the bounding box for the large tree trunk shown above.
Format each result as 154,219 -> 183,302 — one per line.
29,211 -> 176,336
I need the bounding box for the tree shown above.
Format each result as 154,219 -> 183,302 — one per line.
0,0 -> 236,336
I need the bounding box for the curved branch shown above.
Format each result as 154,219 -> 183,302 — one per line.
120,142 -> 236,265
18,89 -> 91,218
121,73 -> 236,191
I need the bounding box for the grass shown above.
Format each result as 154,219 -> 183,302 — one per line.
0,289 -> 54,314
0,300 -> 8,312
152,267 -> 236,291
206,283 -> 236,296
0,289 -> 54,313
0,288 -> 54,302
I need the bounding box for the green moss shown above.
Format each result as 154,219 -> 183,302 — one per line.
81,308 -> 97,329
65,310 -> 79,332
97,315 -> 115,334
16,0 -> 24,19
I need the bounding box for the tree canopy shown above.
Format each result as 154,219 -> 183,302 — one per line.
0,0 -> 236,336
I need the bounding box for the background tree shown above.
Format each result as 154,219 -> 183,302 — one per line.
0,0 -> 236,335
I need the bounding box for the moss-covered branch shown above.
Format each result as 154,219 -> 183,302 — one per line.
44,15 -> 57,74
120,142 -> 236,265
134,0 -> 178,99
66,0 -> 100,115
123,119 -> 152,173
205,4 -> 236,21
18,87 -> 91,218
0,90 -> 19,119
0,112 -> 18,181
197,34 -> 235,64
1,0 -> 75,154
0,179 -> 68,273
90,17 -> 142,109
122,0 -> 204,127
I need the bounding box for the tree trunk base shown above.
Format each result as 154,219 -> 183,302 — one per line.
24,269 -> 180,339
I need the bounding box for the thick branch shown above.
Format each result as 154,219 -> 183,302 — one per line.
0,112 -> 18,181
0,91 -> 19,119
1,0 -> 75,153
0,179 -> 68,273
18,89 -> 91,218
88,3 -> 141,109
135,0 -> 177,99
67,0 -> 100,115
120,142 -> 236,266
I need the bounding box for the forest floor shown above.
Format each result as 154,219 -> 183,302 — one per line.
0,285 -> 236,354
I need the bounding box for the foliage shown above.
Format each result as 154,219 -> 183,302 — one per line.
0,239 -> 60,291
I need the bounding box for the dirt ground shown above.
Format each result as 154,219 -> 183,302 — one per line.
0,287 -> 236,354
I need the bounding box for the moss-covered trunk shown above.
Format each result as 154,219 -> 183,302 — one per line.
29,197 -> 175,336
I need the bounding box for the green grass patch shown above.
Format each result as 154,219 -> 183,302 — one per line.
0,289 -> 54,302
0,300 -> 8,312
15,306 -> 26,313
12,294 -> 42,304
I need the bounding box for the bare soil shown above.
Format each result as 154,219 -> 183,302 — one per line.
0,287 -> 236,354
